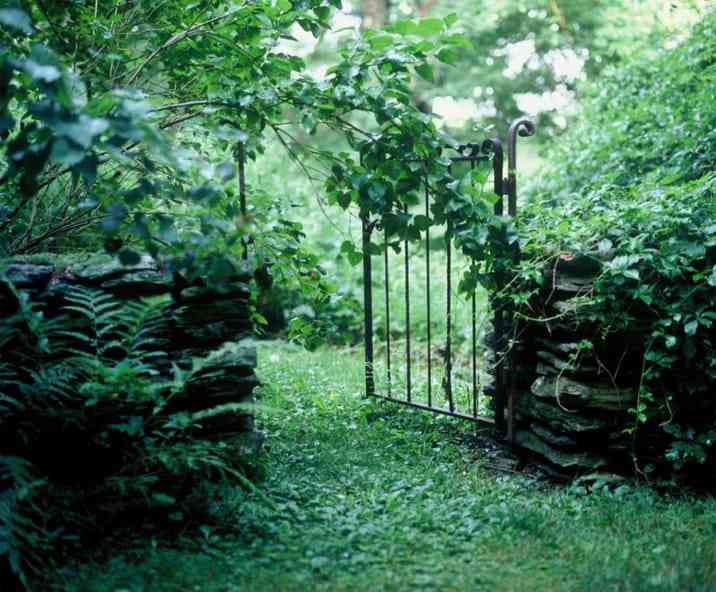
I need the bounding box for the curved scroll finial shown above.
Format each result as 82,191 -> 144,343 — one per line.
506,118 -> 535,217
507,117 -> 536,174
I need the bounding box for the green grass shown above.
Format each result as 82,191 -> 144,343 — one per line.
61,342 -> 716,592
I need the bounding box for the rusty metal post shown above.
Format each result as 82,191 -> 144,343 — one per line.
504,118 -> 535,441
361,216 -> 375,397
483,138 -> 507,436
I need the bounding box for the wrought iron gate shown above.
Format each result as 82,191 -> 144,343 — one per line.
360,118 -> 535,439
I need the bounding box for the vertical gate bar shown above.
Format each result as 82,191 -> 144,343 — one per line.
489,139 -> 504,216
483,137 -> 506,436
384,227 -> 391,397
238,141 -> 248,260
472,290 -> 477,418
404,204 -> 412,403
470,153 -> 478,419
361,216 -> 375,398
425,174 -> 432,408
445,218 -> 453,413
494,308 -> 505,433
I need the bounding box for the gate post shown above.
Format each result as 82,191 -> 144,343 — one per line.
483,138 -> 507,436
361,214 -> 375,397
504,118 -> 536,441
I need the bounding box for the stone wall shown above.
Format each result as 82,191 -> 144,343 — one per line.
0,254 -> 260,445
509,254 -> 643,477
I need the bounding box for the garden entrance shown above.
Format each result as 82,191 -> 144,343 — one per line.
359,118 -> 535,440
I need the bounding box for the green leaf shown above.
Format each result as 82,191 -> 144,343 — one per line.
55,116 -> 109,148
598,239 -> 613,256
707,265 -> 716,287
415,63 -> 433,82
444,33 -> 472,49
436,48 -> 459,65
0,8 -> 33,35
23,59 -> 61,83
367,242 -> 382,255
367,182 -> 386,201
368,35 -> 395,51
416,18 -> 443,38
684,320 -> 698,336
151,493 -> 177,506
413,214 -> 431,230
347,250 -> 363,266
444,13 -> 458,27
392,20 -> 418,36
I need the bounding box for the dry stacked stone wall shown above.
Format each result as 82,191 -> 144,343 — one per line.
0,254 -> 260,448
509,254 -> 644,477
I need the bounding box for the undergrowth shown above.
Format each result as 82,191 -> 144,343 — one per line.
0,283 -> 257,588
60,342 -> 716,592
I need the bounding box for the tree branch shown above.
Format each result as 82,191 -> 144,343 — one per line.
127,8 -> 244,85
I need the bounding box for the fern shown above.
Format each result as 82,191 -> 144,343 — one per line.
56,286 -> 168,365
0,456 -> 51,589
1,282 -> 258,588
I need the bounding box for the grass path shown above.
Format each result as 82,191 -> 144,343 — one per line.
69,342 -> 716,591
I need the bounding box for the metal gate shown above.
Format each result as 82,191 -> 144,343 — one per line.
360,118 -> 535,439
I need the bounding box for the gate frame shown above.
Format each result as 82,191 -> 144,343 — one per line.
360,118 -> 535,439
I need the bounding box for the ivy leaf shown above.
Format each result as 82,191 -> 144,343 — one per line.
368,35 -> 394,51
340,240 -> 363,266
0,8 -> 33,35
597,239 -> 613,256
367,242 -> 383,256
23,59 -> 61,83
444,13 -> 458,27
707,265 -> 716,287
684,320 -> 699,336
55,116 -> 109,148
51,138 -> 86,166
391,20 -> 418,36
347,251 -> 363,266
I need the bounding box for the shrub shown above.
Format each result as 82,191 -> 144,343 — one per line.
518,13 -> 716,479
0,283 -> 259,587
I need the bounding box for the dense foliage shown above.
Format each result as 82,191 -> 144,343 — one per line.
2,0 -> 716,587
0,3 -> 510,586
518,13 -> 716,478
0,281 -> 262,587
0,1 -> 512,333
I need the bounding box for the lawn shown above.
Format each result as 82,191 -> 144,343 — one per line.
62,342 -> 716,592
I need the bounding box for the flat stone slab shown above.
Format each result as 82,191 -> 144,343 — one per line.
531,375 -> 635,411
517,396 -> 620,433
515,430 -> 608,471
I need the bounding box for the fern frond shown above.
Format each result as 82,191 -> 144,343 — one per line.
53,330 -> 93,344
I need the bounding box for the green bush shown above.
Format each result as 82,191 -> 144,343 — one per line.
0,284 -> 258,587
518,14 -> 716,479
